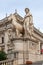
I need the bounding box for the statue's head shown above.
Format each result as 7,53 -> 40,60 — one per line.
25,8 -> 30,14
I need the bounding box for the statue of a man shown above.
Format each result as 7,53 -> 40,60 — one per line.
24,8 -> 33,36
15,8 -> 33,37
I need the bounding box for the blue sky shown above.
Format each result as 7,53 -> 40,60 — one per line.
0,0 -> 43,33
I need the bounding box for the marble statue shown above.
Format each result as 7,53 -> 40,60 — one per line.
8,8 -> 33,37
7,29 -> 13,43
11,14 -> 24,37
16,8 -> 33,37
24,8 -> 33,36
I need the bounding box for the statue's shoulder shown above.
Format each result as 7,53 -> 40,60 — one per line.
24,12 -> 32,19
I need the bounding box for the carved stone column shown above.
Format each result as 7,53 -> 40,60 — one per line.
4,31 -> 9,53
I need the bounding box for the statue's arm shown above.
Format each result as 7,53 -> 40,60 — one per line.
29,15 -> 33,25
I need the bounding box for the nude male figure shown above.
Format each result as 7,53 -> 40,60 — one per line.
24,8 -> 33,36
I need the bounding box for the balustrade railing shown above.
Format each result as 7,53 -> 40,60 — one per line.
0,53 -> 43,65
0,59 -> 14,65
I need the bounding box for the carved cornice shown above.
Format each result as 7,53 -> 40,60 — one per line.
34,27 -> 43,38
11,37 -> 39,43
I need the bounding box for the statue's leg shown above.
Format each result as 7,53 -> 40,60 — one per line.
16,29 -> 22,37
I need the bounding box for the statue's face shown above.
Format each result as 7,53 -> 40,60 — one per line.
25,8 -> 29,14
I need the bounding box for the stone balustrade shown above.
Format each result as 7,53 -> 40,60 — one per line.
0,53 -> 43,65
0,59 -> 14,65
